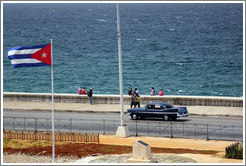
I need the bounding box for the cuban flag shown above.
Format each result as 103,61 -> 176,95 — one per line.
8,43 -> 52,68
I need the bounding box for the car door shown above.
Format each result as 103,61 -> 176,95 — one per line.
152,104 -> 163,117
145,104 -> 155,117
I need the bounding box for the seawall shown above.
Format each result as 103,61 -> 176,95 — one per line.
3,92 -> 243,107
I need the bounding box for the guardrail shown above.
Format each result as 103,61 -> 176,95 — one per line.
3,116 -> 243,141
3,92 -> 243,107
3,130 -> 99,143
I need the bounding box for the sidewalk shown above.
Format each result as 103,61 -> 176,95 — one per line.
3,101 -> 243,117
83,135 -> 243,163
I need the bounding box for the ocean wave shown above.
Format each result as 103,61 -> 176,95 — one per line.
97,19 -> 106,22
168,28 -> 175,31
136,38 -> 147,41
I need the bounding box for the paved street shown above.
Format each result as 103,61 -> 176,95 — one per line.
3,110 -> 243,141
3,110 -> 243,126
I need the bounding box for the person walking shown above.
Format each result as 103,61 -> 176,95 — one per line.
130,93 -> 136,109
135,93 -> 140,108
150,87 -> 155,96
87,88 -> 93,105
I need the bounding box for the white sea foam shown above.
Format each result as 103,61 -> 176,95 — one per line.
97,19 -> 106,22
136,38 -> 147,41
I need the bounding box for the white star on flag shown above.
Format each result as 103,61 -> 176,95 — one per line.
41,52 -> 47,58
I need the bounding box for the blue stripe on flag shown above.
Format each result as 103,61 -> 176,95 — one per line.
8,46 -> 22,51
11,63 -> 50,68
8,44 -> 49,51
8,54 -> 32,60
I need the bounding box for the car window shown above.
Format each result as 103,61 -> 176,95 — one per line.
154,105 -> 162,109
147,105 -> 154,109
166,105 -> 174,109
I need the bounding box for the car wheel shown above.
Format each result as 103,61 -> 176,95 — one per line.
131,114 -> 138,120
163,115 -> 169,121
171,117 -> 177,121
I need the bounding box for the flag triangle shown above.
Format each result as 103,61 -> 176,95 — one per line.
30,44 -> 52,65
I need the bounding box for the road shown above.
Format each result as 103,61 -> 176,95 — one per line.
3,110 -> 243,126
3,110 -> 243,141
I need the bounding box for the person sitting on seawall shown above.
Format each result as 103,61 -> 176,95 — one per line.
159,89 -> 164,96
82,87 -> 86,95
78,86 -> 82,95
150,87 -> 155,96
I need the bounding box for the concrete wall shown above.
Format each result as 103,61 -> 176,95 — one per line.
3,92 -> 243,107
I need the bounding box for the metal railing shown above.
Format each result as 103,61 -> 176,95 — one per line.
3,116 -> 243,141
127,121 -> 243,141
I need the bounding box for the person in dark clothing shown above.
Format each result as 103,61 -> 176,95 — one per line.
87,88 -> 93,105
128,88 -> 133,96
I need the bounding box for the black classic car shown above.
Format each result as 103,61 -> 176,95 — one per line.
127,102 -> 188,121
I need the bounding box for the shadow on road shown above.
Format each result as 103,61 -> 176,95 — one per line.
126,118 -> 191,122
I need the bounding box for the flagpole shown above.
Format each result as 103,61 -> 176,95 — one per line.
115,3 -> 130,138
51,39 -> 55,163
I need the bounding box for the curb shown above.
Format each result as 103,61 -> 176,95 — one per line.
3,108 -> 243,118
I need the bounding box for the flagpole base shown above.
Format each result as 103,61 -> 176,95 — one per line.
116,125 -> 131,138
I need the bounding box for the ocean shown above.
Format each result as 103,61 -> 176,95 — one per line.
2,3 -> 243,97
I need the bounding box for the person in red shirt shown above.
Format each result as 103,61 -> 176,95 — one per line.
159,89 -> 164,96
82,87 -> 86,95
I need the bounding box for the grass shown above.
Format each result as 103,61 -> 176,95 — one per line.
3,139 -> 70,149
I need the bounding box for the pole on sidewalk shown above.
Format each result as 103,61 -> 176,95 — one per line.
115,3 -> 130,138
51,39 -> 55,163
116,3 -> 124,127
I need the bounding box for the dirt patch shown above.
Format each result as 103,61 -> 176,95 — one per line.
4,142 -> 219,159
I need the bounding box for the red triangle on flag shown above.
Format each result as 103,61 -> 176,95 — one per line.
30,44 -> 52,65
